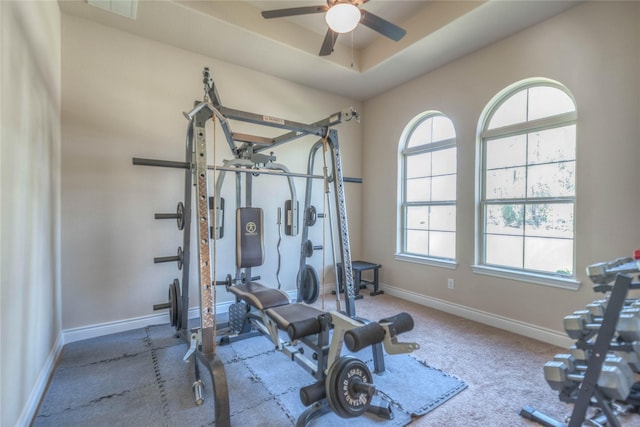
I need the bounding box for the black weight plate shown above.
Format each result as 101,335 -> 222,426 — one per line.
177,247 -> 183,270
325,357 -> 373,418
298,264 -> 319,304
305,205 -> 317,226
303,240 -> 314,258
168,279 -> 179,328
176,202 -> 185,230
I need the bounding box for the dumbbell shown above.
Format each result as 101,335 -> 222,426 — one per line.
617,308 -> 640,341
586,298 -> 640,318
585,299 -> 608,317
571,342 -> 640,374
613,343 -> 640,373
563,309 -> 640,341
544,354 -> 634,401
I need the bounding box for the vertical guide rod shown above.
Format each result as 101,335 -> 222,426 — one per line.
327,129 -> 356,318
191,102 -> 230,425
180,125 -> 194,332
194,122 -> 215,354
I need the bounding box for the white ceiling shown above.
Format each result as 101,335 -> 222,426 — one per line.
59,0 -> 581,101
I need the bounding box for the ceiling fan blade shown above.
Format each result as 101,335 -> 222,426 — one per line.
319,28 -> 338,56
360,10 -> 406,41
262,5 -> 328,19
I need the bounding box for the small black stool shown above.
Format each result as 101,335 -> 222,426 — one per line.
335,261 -> 383,298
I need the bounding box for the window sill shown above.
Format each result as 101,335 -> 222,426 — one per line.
471,265 -> 581,290
395,254 -> 457,270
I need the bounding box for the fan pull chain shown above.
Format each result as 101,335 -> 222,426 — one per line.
351,31 -> 354,68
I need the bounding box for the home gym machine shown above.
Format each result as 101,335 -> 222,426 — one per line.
521,254 -> 640,427
134,68 -> 419,426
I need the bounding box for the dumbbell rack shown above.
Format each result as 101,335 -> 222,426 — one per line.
521,271 -> 640,427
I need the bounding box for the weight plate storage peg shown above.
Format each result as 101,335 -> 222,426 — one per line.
153,247 -> 184,270
154,202 -> 185,230
325,356 -> 375,418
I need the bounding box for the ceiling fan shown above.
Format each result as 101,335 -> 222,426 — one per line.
261,0 -> 407,56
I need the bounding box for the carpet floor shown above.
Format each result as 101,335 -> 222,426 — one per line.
34,292 -> 640,426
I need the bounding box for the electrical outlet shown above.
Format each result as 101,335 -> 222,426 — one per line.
447,278 -> 454,289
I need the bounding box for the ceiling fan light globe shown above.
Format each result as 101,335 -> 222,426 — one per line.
325,3 -> 360,33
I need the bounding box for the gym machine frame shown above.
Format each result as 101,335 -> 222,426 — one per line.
521,257 -> 640,427
134,68 -> 409,426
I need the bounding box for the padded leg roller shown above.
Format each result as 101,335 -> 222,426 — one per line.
344,323 -> 386,352
380,312 -> 414,337
288,317 -> 322,340
377,312 -> 420,355
300,381 -> 326,406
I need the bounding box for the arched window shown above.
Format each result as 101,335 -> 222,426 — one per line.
398,112 -> 457,264
476,79 -> 577,287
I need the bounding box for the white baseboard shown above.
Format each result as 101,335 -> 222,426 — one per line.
16,333 -> 64,427
379,283 -> 573,349
63,303 -> 228,344
62,290 -> 299,344
62,283 -> 570,350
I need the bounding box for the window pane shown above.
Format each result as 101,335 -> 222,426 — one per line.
407,118 -> 433,148
429,231 -> 456,259
406,152 -> 431,179
431,175 -> 456,201
406,206 -> 429,230
406,230 -> 428,255
528,86 -> 575,121
485,135 -> 526,169
485,234 -> 523,268
432,147 -> 457,175
430,205 -> 456,231
525,203 -> 574,238
524,237 -> 573,274
488,89 -> 527,129
485,167 -> 526,199
432,116 -> 456,142
527,162 -> 575,198
406,177 -> 431,202
528,126 -> 576,165
485,204 -> 524,235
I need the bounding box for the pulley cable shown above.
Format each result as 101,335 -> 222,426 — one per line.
276,207 -> 283,289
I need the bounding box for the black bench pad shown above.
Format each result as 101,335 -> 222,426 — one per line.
228,282 -> 290,310
265,303 -> 325,331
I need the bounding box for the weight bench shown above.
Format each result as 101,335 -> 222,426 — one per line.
224,207 -> 420,424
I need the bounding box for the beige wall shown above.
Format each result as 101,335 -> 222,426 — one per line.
0,1 -> 62,426
61,14 -> 363,330
362,1 -> 640,335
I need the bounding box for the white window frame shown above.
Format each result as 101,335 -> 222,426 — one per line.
473,79 -> 580,290
396,111 -> 457,268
